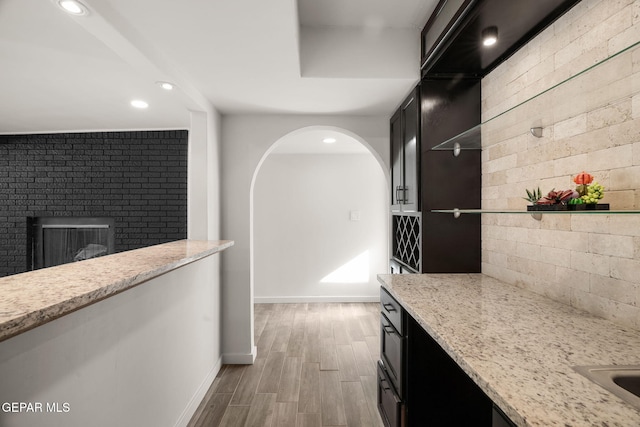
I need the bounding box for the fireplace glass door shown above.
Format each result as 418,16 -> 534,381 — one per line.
29,217 -> 115,270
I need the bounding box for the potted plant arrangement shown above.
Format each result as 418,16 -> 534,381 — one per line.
524,171 -> 609,211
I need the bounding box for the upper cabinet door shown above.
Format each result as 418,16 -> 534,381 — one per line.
390,110 -> 404,212
390,87 -> 420,213
420,0 -> 476,72
401,92 -> 419,212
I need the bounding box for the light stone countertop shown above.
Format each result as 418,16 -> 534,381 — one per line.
0,239 -> 233,343
378,273 -> 640,427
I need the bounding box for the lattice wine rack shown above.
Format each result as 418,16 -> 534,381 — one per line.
392,215 -> 421,271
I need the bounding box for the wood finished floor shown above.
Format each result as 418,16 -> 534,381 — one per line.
188,303 -> 384,427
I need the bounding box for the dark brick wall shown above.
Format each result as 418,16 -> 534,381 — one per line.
0,130 -> 188,278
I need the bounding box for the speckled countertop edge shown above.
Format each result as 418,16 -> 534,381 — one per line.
378,273 -> 640,427
0,239 -> 233,343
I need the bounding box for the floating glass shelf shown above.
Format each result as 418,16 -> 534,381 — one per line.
432,209 -> 640,216
431,125 -> 481,151
431,40 -> 640,152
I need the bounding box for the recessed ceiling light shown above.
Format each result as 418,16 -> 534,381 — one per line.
156,81 -> 175,91
482,26 -> 498,47
323,137 -> 337,144
57,0 -> 89,16
130,99 -> 149,109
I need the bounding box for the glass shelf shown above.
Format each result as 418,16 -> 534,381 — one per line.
431,40 -> 640,151
432,209 -> 640,215
431,124 -> 481,151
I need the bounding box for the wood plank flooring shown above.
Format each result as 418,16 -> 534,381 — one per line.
188,303 -> 384,427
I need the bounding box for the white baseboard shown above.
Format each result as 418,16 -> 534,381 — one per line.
254,296 -> 380,303
222,346 -> 257,364
174,356 -> 223,427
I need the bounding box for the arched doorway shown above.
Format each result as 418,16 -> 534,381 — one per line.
250,126 -> 388,302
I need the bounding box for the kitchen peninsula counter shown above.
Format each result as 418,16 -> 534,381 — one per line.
378,273 -> 640,426
0,239 -> 233,343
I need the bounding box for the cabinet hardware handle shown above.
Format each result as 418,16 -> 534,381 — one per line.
383,325 -> 395,335
395,186 -> 403,204
403,185 -> 408,203
383,303 -> 396,312
379,377 -> 391,391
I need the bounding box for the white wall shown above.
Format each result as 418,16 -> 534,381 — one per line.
299,27 -> 418,78
254,153 -> 387,302
0,93 -> 225,427
0,255 -> 222,427
220,115 -> 389,363
188,109 -> 222,240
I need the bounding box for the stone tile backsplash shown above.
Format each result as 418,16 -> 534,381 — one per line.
481,0 -> 640,329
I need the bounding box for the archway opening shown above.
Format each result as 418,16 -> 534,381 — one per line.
250,126 -> 388,303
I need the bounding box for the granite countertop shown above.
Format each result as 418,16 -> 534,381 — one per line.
378,273 -> 640,427
0,239 -> 233,343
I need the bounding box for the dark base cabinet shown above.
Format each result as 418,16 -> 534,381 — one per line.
378,287 -> 517,427
378,288 -> 407,427
406,316 -> 492,426
380,288 -> 406,398
378,362 -> 404,427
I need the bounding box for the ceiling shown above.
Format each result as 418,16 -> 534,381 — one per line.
0,0 -> 438,135
271,129 -> 369,155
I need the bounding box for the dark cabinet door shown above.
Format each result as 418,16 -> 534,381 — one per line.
390,87 -> 420,213
420,0 -> 476,72
407,316 -> 492,426
401,93 -> 419,212
390,110 -> 404,212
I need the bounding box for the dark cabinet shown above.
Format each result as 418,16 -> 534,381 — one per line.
390,0 -> 582,274
378,362 -> 403,427
420,78 -> 481,273
406,313 -> 492,426
378,288 -> 407,427
390,86 -> 421,274
380,289 -> 406,398
380,287 -> 518,427
381,314 -> 404,393
423,0 -> 582,78
420,0 -> 476,71
390,214 -> 421,274
380,287 -> 405,337
391,88 -> 420,213
390,78 -> 481,274
390,110 -> 403,210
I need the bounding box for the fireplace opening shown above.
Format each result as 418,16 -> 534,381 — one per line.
28,217 -> 115,270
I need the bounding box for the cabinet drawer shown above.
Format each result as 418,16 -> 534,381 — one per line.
378,361 -> 402,427
381,288 -> 404,335
381,314 -> 404,397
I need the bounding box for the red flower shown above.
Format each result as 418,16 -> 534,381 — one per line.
573,171 -> 593,185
